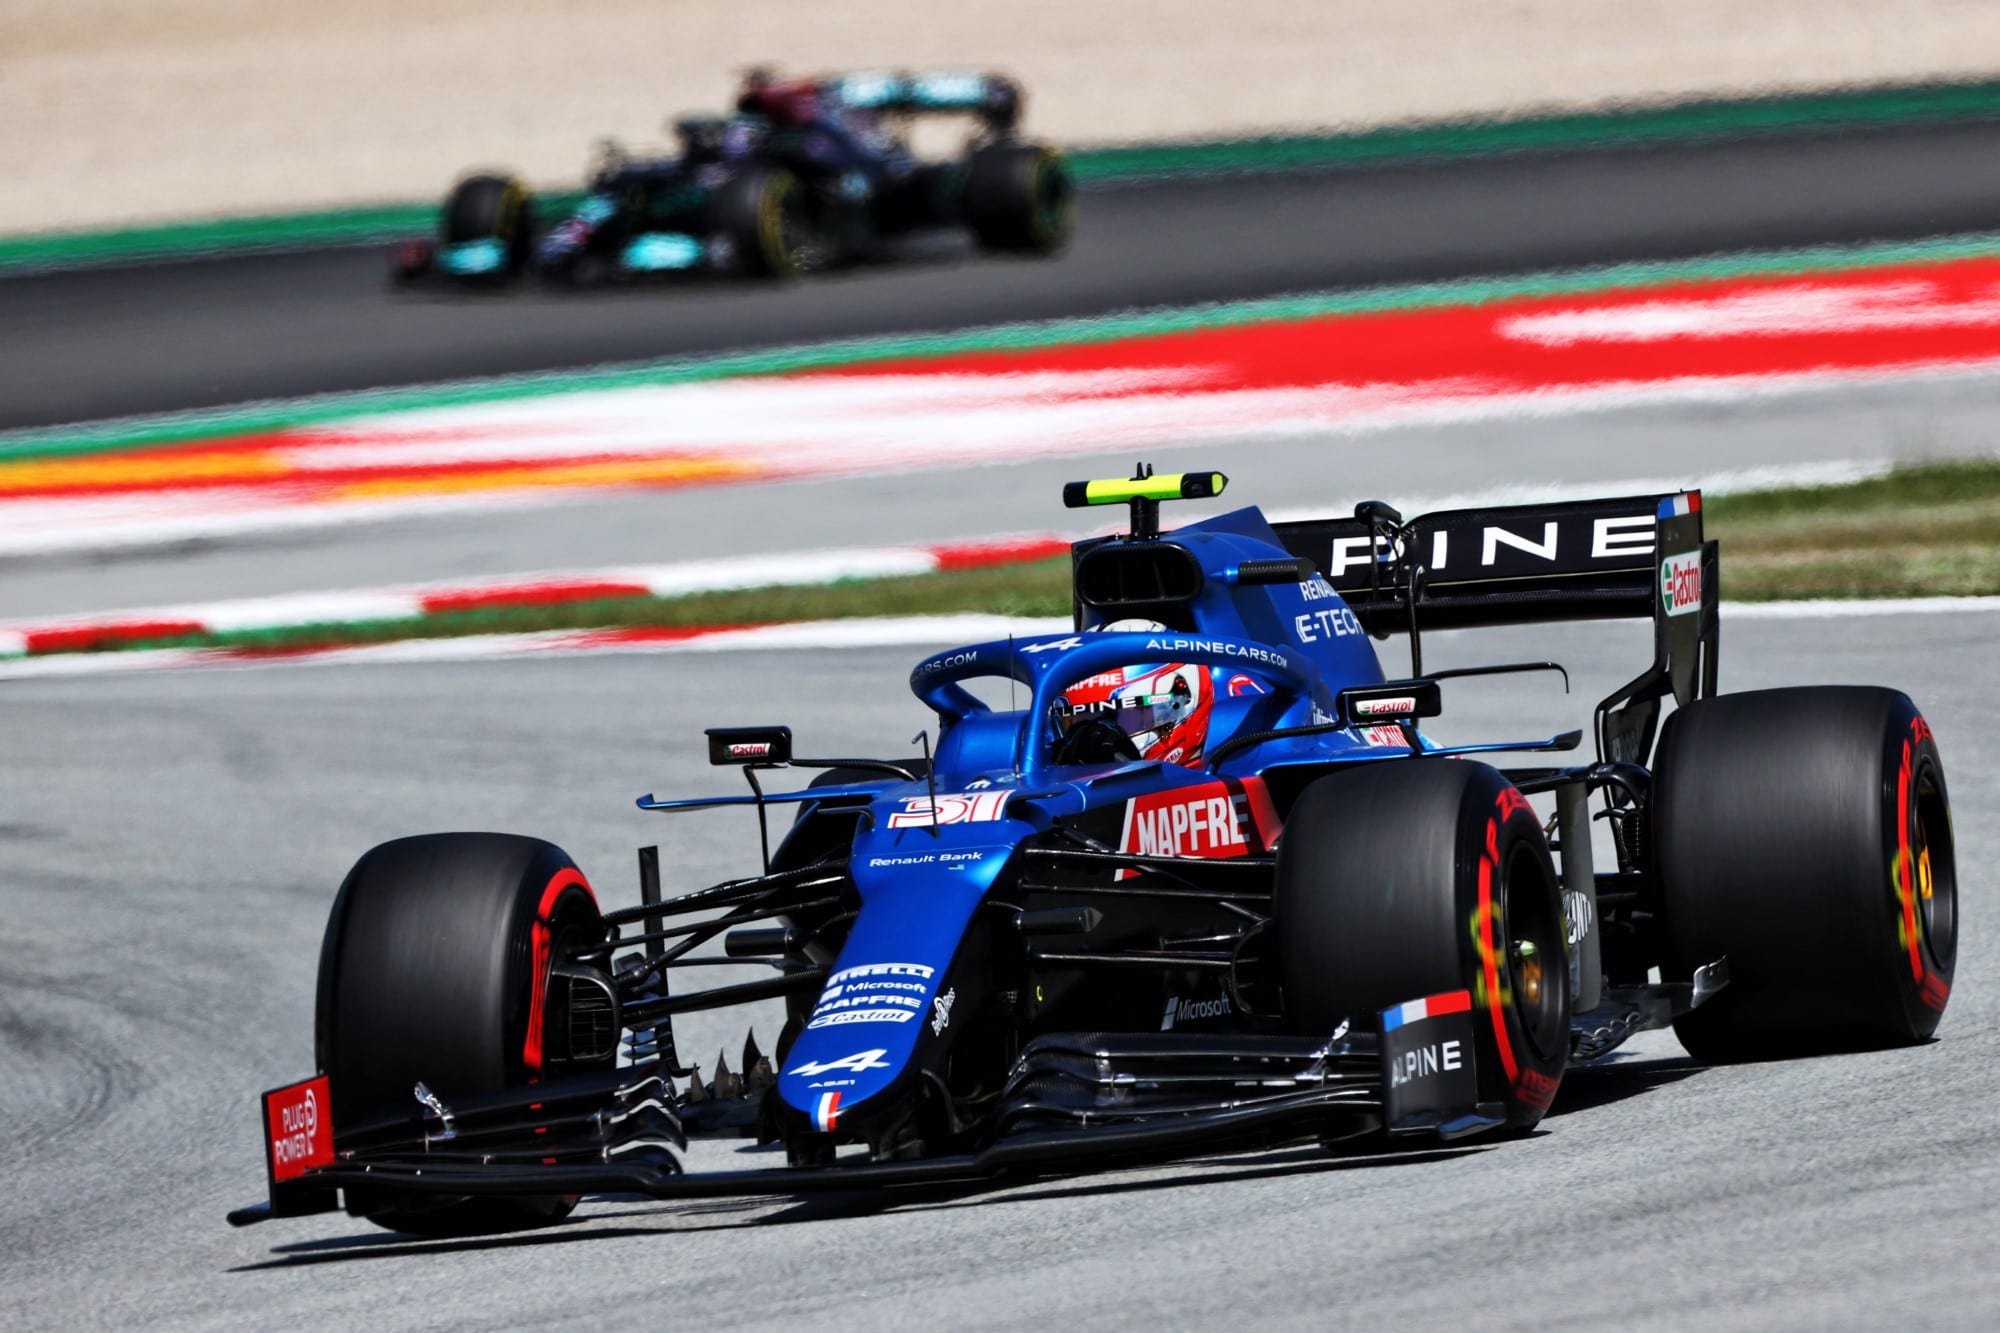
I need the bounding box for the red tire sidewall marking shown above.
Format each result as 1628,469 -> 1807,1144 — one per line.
1477,785 -> 1561,1113
1896,715 -> 1952,1014
1897,737 -> 1923,986
1476,811 -> 1519,1085
523,866 -> 596,1072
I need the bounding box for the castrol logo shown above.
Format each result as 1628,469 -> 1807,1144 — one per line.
1660,551 -> 1702,617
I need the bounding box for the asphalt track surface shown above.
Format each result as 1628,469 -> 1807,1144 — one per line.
12,116 -> 2000,433
1,611 -> 1994,1330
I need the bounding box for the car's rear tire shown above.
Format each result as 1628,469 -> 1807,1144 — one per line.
441,173 -> 536,280
709,166 -> 811,276
1276,760 -> 1569,1132
963,143 -> 1074,254
316,832 -> 605,1236
1655,686 -> 1957,1063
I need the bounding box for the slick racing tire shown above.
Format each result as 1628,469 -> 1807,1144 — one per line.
1655,687 -> 1957,1063
1276,760 -> 1569,1132
441,173 -> 536,280
316,832 -> 607,1236
710,166 -> 811,276
963,142 -> 1074,254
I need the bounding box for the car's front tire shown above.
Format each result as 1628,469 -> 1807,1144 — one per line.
709,166 -> 812,276
316,832 -> 605,1236
440,173 -> 536,281
1276,759 -> 1570,1133
1654,686 -> 1957,1063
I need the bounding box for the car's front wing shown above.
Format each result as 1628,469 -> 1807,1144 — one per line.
229,993 -> 1492,1227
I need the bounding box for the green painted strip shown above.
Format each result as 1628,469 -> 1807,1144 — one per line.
6,229 -> 2000,464
8,77 -> 2000,274
0,204 -> 435,272
1070,78 -> 2000,180
0,192 -> 591,274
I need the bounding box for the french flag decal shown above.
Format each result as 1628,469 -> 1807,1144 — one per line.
1381,990 -> 1472,1032
1656,492 -> 1702,519
813,1090 -> 842,1132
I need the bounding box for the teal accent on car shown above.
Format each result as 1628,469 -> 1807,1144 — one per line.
622,233 -> 704,271
438,239 -> 505,274
835,71 -> 902,106
911,72 -> 986,107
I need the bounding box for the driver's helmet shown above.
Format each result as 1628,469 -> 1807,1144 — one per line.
1053,621 -> 1215,766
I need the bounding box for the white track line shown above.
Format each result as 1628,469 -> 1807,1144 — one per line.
1721,596 -> 2000,618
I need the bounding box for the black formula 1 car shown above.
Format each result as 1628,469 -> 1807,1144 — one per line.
392,69 -> 1073,284
233,468 -> 1958,1237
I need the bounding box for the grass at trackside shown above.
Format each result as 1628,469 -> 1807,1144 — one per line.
1706,457 -> 2000,520
40,458 -> 2000,659
1710,458 -> 2000,599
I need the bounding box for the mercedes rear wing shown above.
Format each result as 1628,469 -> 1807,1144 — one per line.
1272,491 -> 1718,766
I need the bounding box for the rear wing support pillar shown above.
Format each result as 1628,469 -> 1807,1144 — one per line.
1554,777 -> 1601,1014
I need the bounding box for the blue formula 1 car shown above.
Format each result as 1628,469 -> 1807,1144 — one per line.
233,468 -> 1959,1236
392,69 -> 1072,285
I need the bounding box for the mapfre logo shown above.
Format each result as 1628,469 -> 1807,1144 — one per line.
1132,792 -> 1245,856
1660,551 -> 1702,617
1119,778 -> 1280,864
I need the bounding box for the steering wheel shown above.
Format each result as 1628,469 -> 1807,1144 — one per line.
1050,717 -> 1143,766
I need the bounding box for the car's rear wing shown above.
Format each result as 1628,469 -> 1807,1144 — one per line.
1271,492 -> 1718,765
826,71 -> 1023,131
